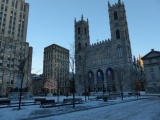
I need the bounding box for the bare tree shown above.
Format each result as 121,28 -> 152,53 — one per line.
115,67 -> 125,100
44,79 -> 57,94
0,38 -> 32,109
80,48 -> 89,102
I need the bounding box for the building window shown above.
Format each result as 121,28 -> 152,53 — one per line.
78,42 -> 81,50
12,0 -> 15,7
15,1 -> 18,8
85,42 -> 87,47
78,27 -> 80,34
151,74 -> 155,79
116,29 -> 120,39
85,27 -> 87,34
153,83 -> 156,86
149,59 -> 152,63
150,67 -> 154,72
6,0 -> 9,4
118,46 -> 123,58
114,11 -> 118,20
0,76 -> 2,83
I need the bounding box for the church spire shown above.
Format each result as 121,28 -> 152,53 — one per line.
108,0 -> 110,6
81,14 -> 83,21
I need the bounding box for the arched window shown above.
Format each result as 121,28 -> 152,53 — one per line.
78,55 -> 82,65
85,42 -> 87,47
78,42 -> 81,50
85,27 -> 87,34
118,46 -> 123,58
114,11 -> 118,20
78,27 -> 80,34
116,29 -> 120,39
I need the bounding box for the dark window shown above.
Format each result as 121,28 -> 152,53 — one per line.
114,11 -> 118,20
85,42 -> 87,47
151,74 -> 155,79
117,46 -> 122,58
85,27 -> 87,34
78,27 -> 80,34
6,0 -> 8,4
11,80 -> 14,84
12,0 -> 14,7
78,42 -> 81,50
149,59 -> 152,63
15,1 -> 18,8
116,29 -> 120,39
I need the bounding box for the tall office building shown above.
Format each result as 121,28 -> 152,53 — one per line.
43,44 -> 69,94
0,0 -> 32,96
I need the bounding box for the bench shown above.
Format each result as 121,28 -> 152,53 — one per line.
34,98 -> 46,104
128,92 -> 140,96
63,98 -> 83,105
0,99 -> 11,106
40,99 -> 55,107
96,96 -> 108,102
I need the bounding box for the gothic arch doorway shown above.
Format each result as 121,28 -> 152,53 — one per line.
88,71 -> 94,92
106,68 -> 116,92
96,69 -> 104,92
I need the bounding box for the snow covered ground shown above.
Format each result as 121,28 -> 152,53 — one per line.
0,95 -> 160,120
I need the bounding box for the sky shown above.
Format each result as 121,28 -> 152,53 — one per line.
25,0 -> 160,74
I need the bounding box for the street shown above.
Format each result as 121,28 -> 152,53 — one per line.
39,96 -> 160,120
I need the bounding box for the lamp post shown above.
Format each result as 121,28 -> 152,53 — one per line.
72,72 -> 75,108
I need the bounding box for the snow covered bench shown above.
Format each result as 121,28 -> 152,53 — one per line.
0,99 -> 11,106
40,99 -> 55,107
63,98 -> 83,105
34,98 -> 46,104
96,96 -> 108,102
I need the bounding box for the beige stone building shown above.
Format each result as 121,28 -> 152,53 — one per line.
142,49 -> 160,93
43,44 -> 70,95
0,0 -> 32,96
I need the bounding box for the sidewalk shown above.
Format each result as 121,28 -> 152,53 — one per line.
0,95 -> 151,120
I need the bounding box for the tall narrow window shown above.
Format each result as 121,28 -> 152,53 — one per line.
116,29 -> 120,39
78,27 -> 80,34
85,27 -> 87,34
85,42 -> 87,47
118,46 -> 123,58
114,11 -> 118,20
78,42 -> 81,50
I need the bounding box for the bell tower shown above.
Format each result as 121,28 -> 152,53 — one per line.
74,15 -> 90,71
108,0 -> 132,62
74,15 -> 90,54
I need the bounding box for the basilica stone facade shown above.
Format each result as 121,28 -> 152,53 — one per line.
75,0 -> 133,95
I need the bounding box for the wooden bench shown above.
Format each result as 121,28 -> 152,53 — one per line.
0,99 -> 11,106
40,99 -> 55,107
63,98 -> 83,105
96,96 -> 108,102
34,98 -> 46,104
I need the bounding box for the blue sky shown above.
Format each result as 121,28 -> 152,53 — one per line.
25,0 -> 160,74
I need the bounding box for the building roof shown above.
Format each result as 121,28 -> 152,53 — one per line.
142,49 -> 160,60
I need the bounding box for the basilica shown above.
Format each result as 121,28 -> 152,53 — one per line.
74,0 -> 137,95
